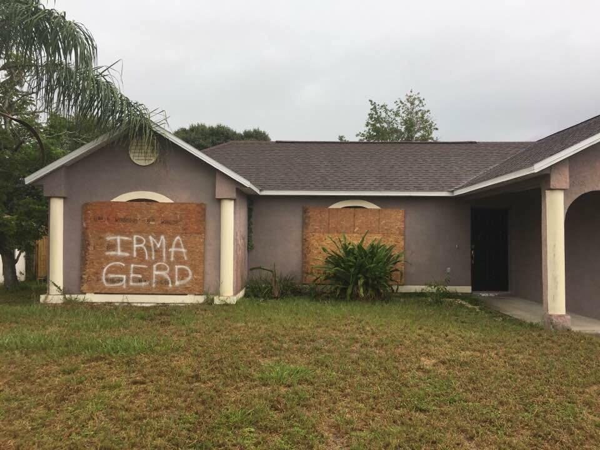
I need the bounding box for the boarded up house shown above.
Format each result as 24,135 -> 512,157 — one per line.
25,114 -> 600,329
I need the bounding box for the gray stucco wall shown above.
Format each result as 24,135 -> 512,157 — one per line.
566,192 -> 600,319
234,190 -> 248,294
562,143 -> 600,319
565,142 -> 600,211
469,188 -> 542,302
38,139 -> 222,294
248,196 -> 471,286
509,190 -> 543,303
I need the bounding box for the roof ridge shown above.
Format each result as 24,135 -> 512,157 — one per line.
197,140 -> 240,151
203,140 -> 534,146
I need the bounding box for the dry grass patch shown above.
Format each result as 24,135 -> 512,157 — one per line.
1,288 -> 600,449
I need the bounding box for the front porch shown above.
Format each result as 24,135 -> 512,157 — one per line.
481,295 -> 600,334
466,155 -> 600,329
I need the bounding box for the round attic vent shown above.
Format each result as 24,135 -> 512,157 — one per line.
129,139 -> 158,166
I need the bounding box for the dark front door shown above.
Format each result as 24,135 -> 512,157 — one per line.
471,208 -> 509,291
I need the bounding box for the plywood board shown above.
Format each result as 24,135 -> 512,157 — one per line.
81,202 -> 205,294
302,207 -> 405,284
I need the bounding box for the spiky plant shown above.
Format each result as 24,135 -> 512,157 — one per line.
315,234 -> 403,300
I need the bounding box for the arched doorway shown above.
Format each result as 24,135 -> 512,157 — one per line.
565,191 -> 600,319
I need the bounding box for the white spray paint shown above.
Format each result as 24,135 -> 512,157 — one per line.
101,235 -> 192,288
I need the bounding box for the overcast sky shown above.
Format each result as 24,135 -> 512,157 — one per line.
55,0 -> 599,142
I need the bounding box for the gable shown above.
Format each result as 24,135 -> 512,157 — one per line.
25,126 -> 259,193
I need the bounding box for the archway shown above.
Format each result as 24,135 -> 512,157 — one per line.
328,199 -> 380,209
565,191 -> 600,319
111,191 -> 173,203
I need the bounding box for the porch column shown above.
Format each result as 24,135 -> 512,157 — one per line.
220,198 -> 235,297
48,197 -> 64,296
542,189 -> 570,329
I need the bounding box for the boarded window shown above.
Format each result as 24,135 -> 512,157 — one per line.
81,202 -> 205,294
302,207 -> 405,284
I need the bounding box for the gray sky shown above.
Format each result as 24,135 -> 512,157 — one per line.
55,0 -> 600,141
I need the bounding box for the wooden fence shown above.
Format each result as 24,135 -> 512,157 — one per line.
34,236 -> 48,281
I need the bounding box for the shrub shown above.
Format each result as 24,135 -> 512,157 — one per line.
422,279 -> 451,303
246,266 -> 300,299
315,234 -> 403,300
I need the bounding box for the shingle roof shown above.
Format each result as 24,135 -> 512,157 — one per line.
461,114 -> 600,188
202,141 -> 529,192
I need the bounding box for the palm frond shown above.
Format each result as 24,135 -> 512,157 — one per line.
0,0 -> 165,152
38,61 -> 166,146
0,0 -> 96,72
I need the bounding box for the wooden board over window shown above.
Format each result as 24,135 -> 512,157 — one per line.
81,202 -> 205,294
302,207 -> 405,284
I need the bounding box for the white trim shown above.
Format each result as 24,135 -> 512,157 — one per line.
393,285 -> 472,293
24,126 -> 260,193
25,134 -> 111,184
533,132 -> 600,172
545,190 -> 566,315
455,131 -> 600,195
329,199 -> 381,209
220,199 -> 235,297
214,288 -> 246,305
48,198 -> 64,295
42,293 -> 206,305
260,190 -> 453,197
152,127 -> 260,193
453,167 -> 535,196
41,289 -> 246,305
111,191 -> 173,203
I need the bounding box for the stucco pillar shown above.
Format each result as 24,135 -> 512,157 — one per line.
48,197 -> 64,296
220,199 -> 235,297
542,189 -> 570,329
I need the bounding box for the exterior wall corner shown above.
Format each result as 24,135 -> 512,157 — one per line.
215,172 -> 238,200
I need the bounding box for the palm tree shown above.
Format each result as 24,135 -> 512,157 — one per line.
0,0 -> 164,158
0,0 -> 166,287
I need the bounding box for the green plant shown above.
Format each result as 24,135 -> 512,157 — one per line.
315,234 -> 403,300
203,291 -> 216,305
245,276 -> 272,299
422,278 -> 451,303
246,266 -> 299,299
51,282 -> 84,304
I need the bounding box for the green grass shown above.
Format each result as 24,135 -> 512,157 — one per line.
1,288 -> 600,449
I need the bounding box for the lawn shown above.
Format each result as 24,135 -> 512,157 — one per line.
1,287 -> 600,449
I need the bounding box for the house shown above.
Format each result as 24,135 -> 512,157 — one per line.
0,251 -> 26,284
25,114 -> 600,329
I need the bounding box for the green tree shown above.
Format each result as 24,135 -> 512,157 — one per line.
175,123 -> 270,150
356,90 -> 438,142
0,0 -> 164,288
0,89 -> 45,287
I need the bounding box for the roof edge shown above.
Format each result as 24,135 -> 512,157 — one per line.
24,125 -> 260,193
153,126 -> 260,193
259,190 -> 453,197
24,133 -> 113,185
454,130 -> 600,196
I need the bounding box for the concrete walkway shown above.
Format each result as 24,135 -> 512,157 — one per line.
480,295 -> 600,334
